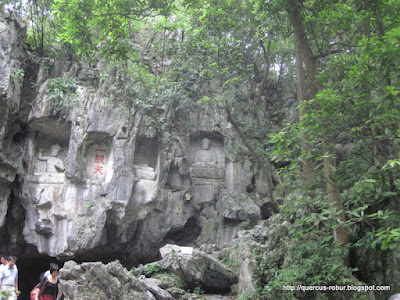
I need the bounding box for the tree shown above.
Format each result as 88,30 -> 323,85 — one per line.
283,0 -> 352,265
4,0 -> 399,296
51,0 -> 174,58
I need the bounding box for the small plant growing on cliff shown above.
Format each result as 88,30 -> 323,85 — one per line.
220,249 -> 234,267
140,262 -> 167,276
152,272 -> 185,289
237,292 -> 252,300
11,68 -> 25,80
46,77 -> 77,107
192,286 -> 205,295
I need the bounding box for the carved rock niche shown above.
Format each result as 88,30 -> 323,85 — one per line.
131,137 -> 160,206
27,119 -> 71,234
85,139 -> 113,183
189,133 -> 225,203
133,137 -> 160,180
30,120 -> 70,183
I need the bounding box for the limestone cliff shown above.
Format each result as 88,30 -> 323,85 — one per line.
0,10 -> 276,267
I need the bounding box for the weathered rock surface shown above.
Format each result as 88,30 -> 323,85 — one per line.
216,217 -> 289,298
138,277 -> 174,300
0,7 -> 277,267
0,10 -> 283,299
216,190 -> 261,222
0,10 -> 27,227
158,244 -> 237,293
59,260 -> 157,300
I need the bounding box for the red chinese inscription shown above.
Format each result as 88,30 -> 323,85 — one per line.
93,166 -> 104,175
93,149 -> 106,175
95,155 -> 105,164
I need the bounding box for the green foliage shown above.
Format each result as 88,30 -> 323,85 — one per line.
26,0 -> 58,56
253,195 -> 356,299
344,165 -> 400,251
10,68 -> 24,79
261,237 -> 351,297
236,291 -> 253,300
374,227 -> 400,250
45,77 -> 77,107
192,286 -> 205,295
152,272 -> 185,289
52,0 -> 173,59
266,1 -> 400,297
5,0 -> 400,297
138,262 -> 167,276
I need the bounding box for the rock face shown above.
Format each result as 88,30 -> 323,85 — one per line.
158,244 -> 237,293
59,257 -> 236,300
216,190 -> 261,222
0,9 -> 277,267
59,260 -> 157,300
0,10 -> 27,229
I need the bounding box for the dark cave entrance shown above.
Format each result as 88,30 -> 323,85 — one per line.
162,216 -> 202,246
17,255 -> 64,300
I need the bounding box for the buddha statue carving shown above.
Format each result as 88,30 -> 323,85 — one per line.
194,138 -> 218,166
38,144 -> 65,173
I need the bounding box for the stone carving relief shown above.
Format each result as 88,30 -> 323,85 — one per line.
31,139 -> 68,184
30,142 -> 65,233
28,180 -> 65,235
166,138 -> 190,191
192,137 -> 224,179
29,118 -> 70,178
22,125 -> 71,243
189,134 -> 225,203
37,144 -> 65,173
194,138 -> 218,164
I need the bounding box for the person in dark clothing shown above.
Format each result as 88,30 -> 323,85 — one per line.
41,262 -> 58,280
34,263 -> 63,300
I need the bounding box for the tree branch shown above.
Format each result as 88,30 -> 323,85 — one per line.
225,108 -> 279,212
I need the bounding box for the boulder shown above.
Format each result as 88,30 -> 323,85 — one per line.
216,190 -> 261,222
138,276 -> 174,300
159,244 -> 237,293
59,260 -> 157,300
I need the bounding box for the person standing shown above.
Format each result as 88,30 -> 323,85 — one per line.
35,263 -> 63,300
0,256 -> 19,300
41,262 -> 58,281
0,255 -> 7,271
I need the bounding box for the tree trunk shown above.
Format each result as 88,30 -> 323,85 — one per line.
225,108 -> 279,213
287,0 -> 317,183
287,0 -> 349,265
323,143 -> 350,266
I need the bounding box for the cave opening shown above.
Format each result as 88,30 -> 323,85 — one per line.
16,254 -> 64,300
0,193 -> 64,300
162,216 -> 202,246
